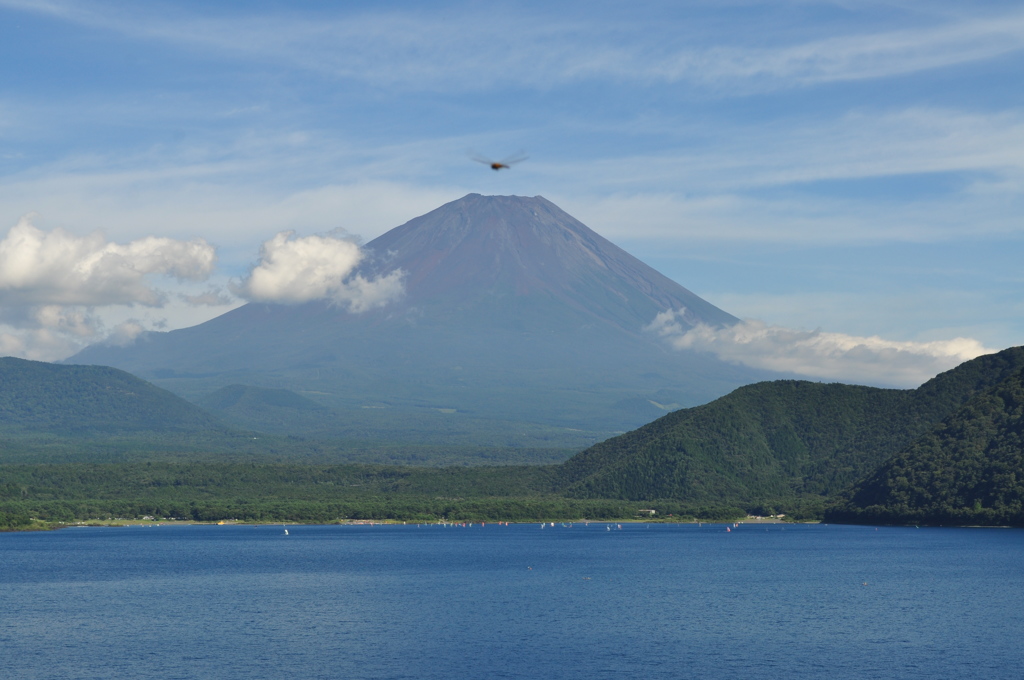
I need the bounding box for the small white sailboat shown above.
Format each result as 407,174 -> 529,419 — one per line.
283,524 -> 289,536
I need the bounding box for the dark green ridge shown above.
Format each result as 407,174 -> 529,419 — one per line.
556,347 -> 1024,508
826,363 -> 1024,526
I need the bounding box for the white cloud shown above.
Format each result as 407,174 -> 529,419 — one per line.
0,214 -> 216,306
104,319 -> 147,347
180,287 -> 233,306
234,230 -> 404,311
691,289 -> 1024,348
647,310 -> 995,387
0,326 -> 82,362
0,305 -> 106,360
0,214 -> 224,361
32,304 -> 103,338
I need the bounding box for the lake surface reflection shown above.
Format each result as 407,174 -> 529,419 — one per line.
2,522 -> 1022,679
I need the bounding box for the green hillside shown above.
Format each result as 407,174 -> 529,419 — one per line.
826,365 -> 1024,526
557,347 -> 1024,509
0,357 -> 223,434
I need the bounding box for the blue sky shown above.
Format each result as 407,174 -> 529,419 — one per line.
1,0 -> 1022,386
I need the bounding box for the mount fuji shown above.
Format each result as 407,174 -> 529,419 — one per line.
70,194 -> 778,447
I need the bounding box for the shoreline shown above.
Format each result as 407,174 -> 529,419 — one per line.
7,514 -> 797,532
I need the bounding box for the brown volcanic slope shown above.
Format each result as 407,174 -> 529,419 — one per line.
70,194 -> 774,442
364,194 -> 736,332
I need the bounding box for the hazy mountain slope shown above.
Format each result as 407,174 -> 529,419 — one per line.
193,383 -> 593,456
68,194 -> 776,442
556,346 -> 1024,505
195,384 -> 327,428
826,365 -> 1024,526
0,360 -> 576,466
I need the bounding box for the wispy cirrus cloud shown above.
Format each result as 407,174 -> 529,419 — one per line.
4,1 -> 1023,92
553,107 -> 1024,244
3,104 -> 1022,252
550,108 -> 1024,194
643,13 -> 1024,89
0,135 -> 463,252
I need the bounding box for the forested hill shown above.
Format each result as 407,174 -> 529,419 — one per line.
0,357 -> 223,434
556,347 -> 1024,506
826,364 -> 1024,526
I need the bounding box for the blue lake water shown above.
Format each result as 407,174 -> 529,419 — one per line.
2,522 -> 1022,679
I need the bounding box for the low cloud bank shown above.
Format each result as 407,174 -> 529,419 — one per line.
0,215 -> 220,361
0,218 -> 404,362
0,305 -> 103,361
647,309 -> 995,387
233,230 -> 404,311
0,215 -> 215,306
0,304 -> 154,361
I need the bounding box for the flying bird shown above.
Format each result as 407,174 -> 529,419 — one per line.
472,152 -> 528,171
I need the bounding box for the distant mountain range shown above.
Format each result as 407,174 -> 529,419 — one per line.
69,194 -> 779,445
9,193 -> 1021,525
0,358 -> 577,466
5,346 -> 1024,525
